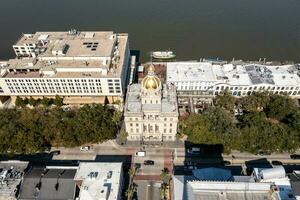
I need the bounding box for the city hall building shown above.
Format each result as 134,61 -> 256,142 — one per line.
124,66 -> 179,142
0,30 -> 130,105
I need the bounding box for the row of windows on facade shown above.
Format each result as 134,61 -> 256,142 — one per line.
5,78 -> 120,84
215,85 -> 300,91
130,128 -> 173,134
130,123 -> 173,127
175,81 -> 214,86
130,135 -> 174,140
178,85 -> 300,93
7,82 -> 120,90
144,99 -> 159,104
129,117 -> 174,121
179,86 -> 212,90
216,90 -> 300,96
7,82 -> 105,88
8,88 -> 104,94
7,86 -> 121,94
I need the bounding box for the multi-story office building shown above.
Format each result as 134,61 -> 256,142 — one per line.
124,66 -> 179,142
0,30 -> 130,105
167,62 -> 300,98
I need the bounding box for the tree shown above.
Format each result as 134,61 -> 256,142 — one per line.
239,92 -> 270,112
0,104 -> 120,154
15,97 -> 25,107
286,111 -> 300,133
203,107 -> 235,135
28,97 -> 37,106
53,95 -> 63,107
214,92 -> 236,111
41,97 -> 52,107
265,95 -> 298,121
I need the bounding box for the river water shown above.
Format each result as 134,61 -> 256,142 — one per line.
0,0 -> 300,62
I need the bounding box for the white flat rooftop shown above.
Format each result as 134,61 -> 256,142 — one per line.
75,162 -> 123,200
167,62 -> 300,86
167,62 -> 217,82
15,31 -> 116,57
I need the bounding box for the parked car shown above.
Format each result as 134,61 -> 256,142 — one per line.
144,160 -> 155,165
135,163 -> 141,169
290,154 -> 300,159
257,150 -> 271,156
187,147 -> 201,155
135,151 -> 146,157
80,146 -> 91,151
50,150 -> 60,155
271,160 -> 283,165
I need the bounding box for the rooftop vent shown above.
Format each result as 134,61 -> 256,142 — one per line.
88,171 -> 98,179
107,171 -> 113,179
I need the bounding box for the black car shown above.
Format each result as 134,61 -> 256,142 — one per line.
135,163 -> 141,169
257,150 -> 271,156
50,150 -> 60,155
144,160 -> 155,165
271,160 -> 283,165
290,154 -> 300,159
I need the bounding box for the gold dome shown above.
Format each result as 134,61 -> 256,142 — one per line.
141,65 -> 161,90
142,76 -> 161,90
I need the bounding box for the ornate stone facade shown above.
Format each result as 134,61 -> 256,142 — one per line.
124,66 -> 178,142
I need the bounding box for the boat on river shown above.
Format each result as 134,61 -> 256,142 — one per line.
151,51 -> 176,60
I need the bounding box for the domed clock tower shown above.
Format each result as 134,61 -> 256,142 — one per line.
124,65 -> 179,143
140,65 -> 162,105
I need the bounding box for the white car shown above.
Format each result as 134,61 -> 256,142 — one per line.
135,151 -> 146,157
80,146 -> 91,151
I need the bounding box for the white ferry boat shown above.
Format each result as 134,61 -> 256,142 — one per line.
151,51 -> 176,60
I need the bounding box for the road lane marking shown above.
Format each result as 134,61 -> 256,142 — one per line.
146,184 -> 149,200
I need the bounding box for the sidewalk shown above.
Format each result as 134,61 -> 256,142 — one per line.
116,138 -> 185,149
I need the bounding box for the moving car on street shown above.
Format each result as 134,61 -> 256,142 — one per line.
144,160 -> 155,165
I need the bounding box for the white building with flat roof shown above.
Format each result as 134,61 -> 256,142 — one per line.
167,62 -> 300,98
173,167 -> 285,200
74,162 -> 123,200
0,30 -> 131,105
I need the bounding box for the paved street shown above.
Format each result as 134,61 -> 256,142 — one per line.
51,140 -> 300,168
136,180 -> 161,200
